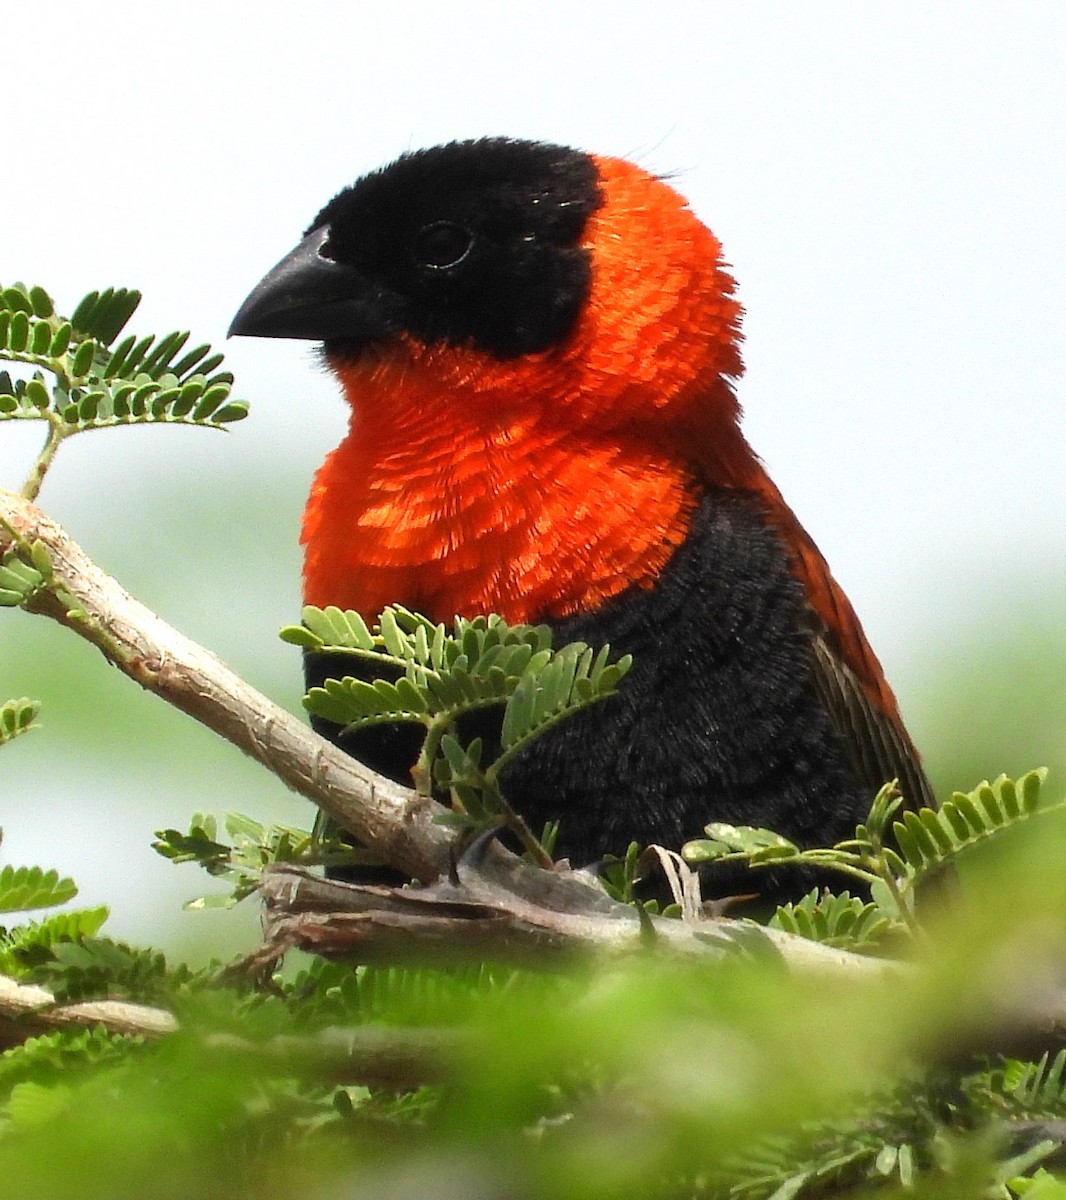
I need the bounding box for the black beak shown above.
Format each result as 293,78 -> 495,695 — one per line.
229,226 -> 393,343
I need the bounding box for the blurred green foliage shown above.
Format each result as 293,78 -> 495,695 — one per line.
3,804 -> 1066,1197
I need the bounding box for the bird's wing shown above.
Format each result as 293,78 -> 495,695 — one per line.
807,620 -> 935,812
752,475 -> 936,813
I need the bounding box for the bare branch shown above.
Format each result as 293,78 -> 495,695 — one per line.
9,487 -> 1066,1079
0,973 -> 177,1048
15,482 -> 1050,1062
253,862 -> 901,980
0,488 -> 452,882
0,487 -> 913,984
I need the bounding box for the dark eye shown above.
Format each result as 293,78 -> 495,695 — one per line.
413,221 -> 474,270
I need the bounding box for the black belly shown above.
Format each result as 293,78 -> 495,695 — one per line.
304,487 -> 871,904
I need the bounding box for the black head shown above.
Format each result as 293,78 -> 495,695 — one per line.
229,138 -> 603,360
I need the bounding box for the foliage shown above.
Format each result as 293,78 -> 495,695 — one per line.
685,769 -> 1054,939
0,863 -> 77,915
0,281 -> 247,502
0,695 -> 39,743
0,796 -> 112,980
769,888 -> 897,953
4,896 -> 1066,1198
283,604 -> 631,862
152,812 -> 350,908
2,283 -> 1066,1196
0,546 -> 52,608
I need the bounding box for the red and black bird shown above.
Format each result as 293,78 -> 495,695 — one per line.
231,137 -> 932,899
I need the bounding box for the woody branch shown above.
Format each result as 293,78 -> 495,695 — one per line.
0,488 -> 902,983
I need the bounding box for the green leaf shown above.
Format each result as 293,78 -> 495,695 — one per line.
104,333 -> 136,377
190,384 -> 230,421
299,606 -> 375,652
70,287 -> 141,344
890,770 -> 1055,890
122,334 -> 156,377
896,811 -> 939,866
78,391 -> 102,422
0,553 -> 45,603
69,339 -> 96,377
151,826 -> 232,867
0,866 -> 77,913
27,286 -> 54,319
1021,770 -> 1044,813
279,624 -> 321,649
393,676 -> 429,714
48,322 -> 72,357
999,776 -> 1020,820
171,343 -> 211,376
441,733 -> 481,776
977,780 -> 1003,823
685,823 -> 799,862
0,906 -> 109,974
918,807 -> 953,854
139,329 -> 188,376
9,310 -> 29,352
2,285 -> 33,314
770,889 -> 896,951
30,320 -> 52,355
195,351 -> 225,377
170,378 -> 203,418
0,696 -> 41,743
379,608 -> 406,657
210,401 -> 249,424
24,378 -> 50,410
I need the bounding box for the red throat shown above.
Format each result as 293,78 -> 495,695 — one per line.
302,403 -> 698,623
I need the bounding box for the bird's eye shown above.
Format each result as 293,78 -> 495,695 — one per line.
413,221 -> 474,270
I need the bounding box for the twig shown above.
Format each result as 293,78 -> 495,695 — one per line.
0,973 -> 177,1048
0,488 -> 452,883
253,861 -> 901,980
0,487 -> 905,985
17,481 -> 1066,1064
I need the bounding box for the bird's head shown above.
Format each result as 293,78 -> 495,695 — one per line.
231,138 -> 744,438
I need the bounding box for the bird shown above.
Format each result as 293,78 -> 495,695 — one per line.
229,137 -> 933,902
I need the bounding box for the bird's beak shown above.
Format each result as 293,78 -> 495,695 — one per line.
229,226 -> 387,342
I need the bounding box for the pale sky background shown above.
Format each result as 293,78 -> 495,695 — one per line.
2,1 -> 1064,951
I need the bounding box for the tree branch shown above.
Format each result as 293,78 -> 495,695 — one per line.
0,973 -> 177,1048
253,861 -> 899,979
0,488 -> 452,883
0,486 -> 909,984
